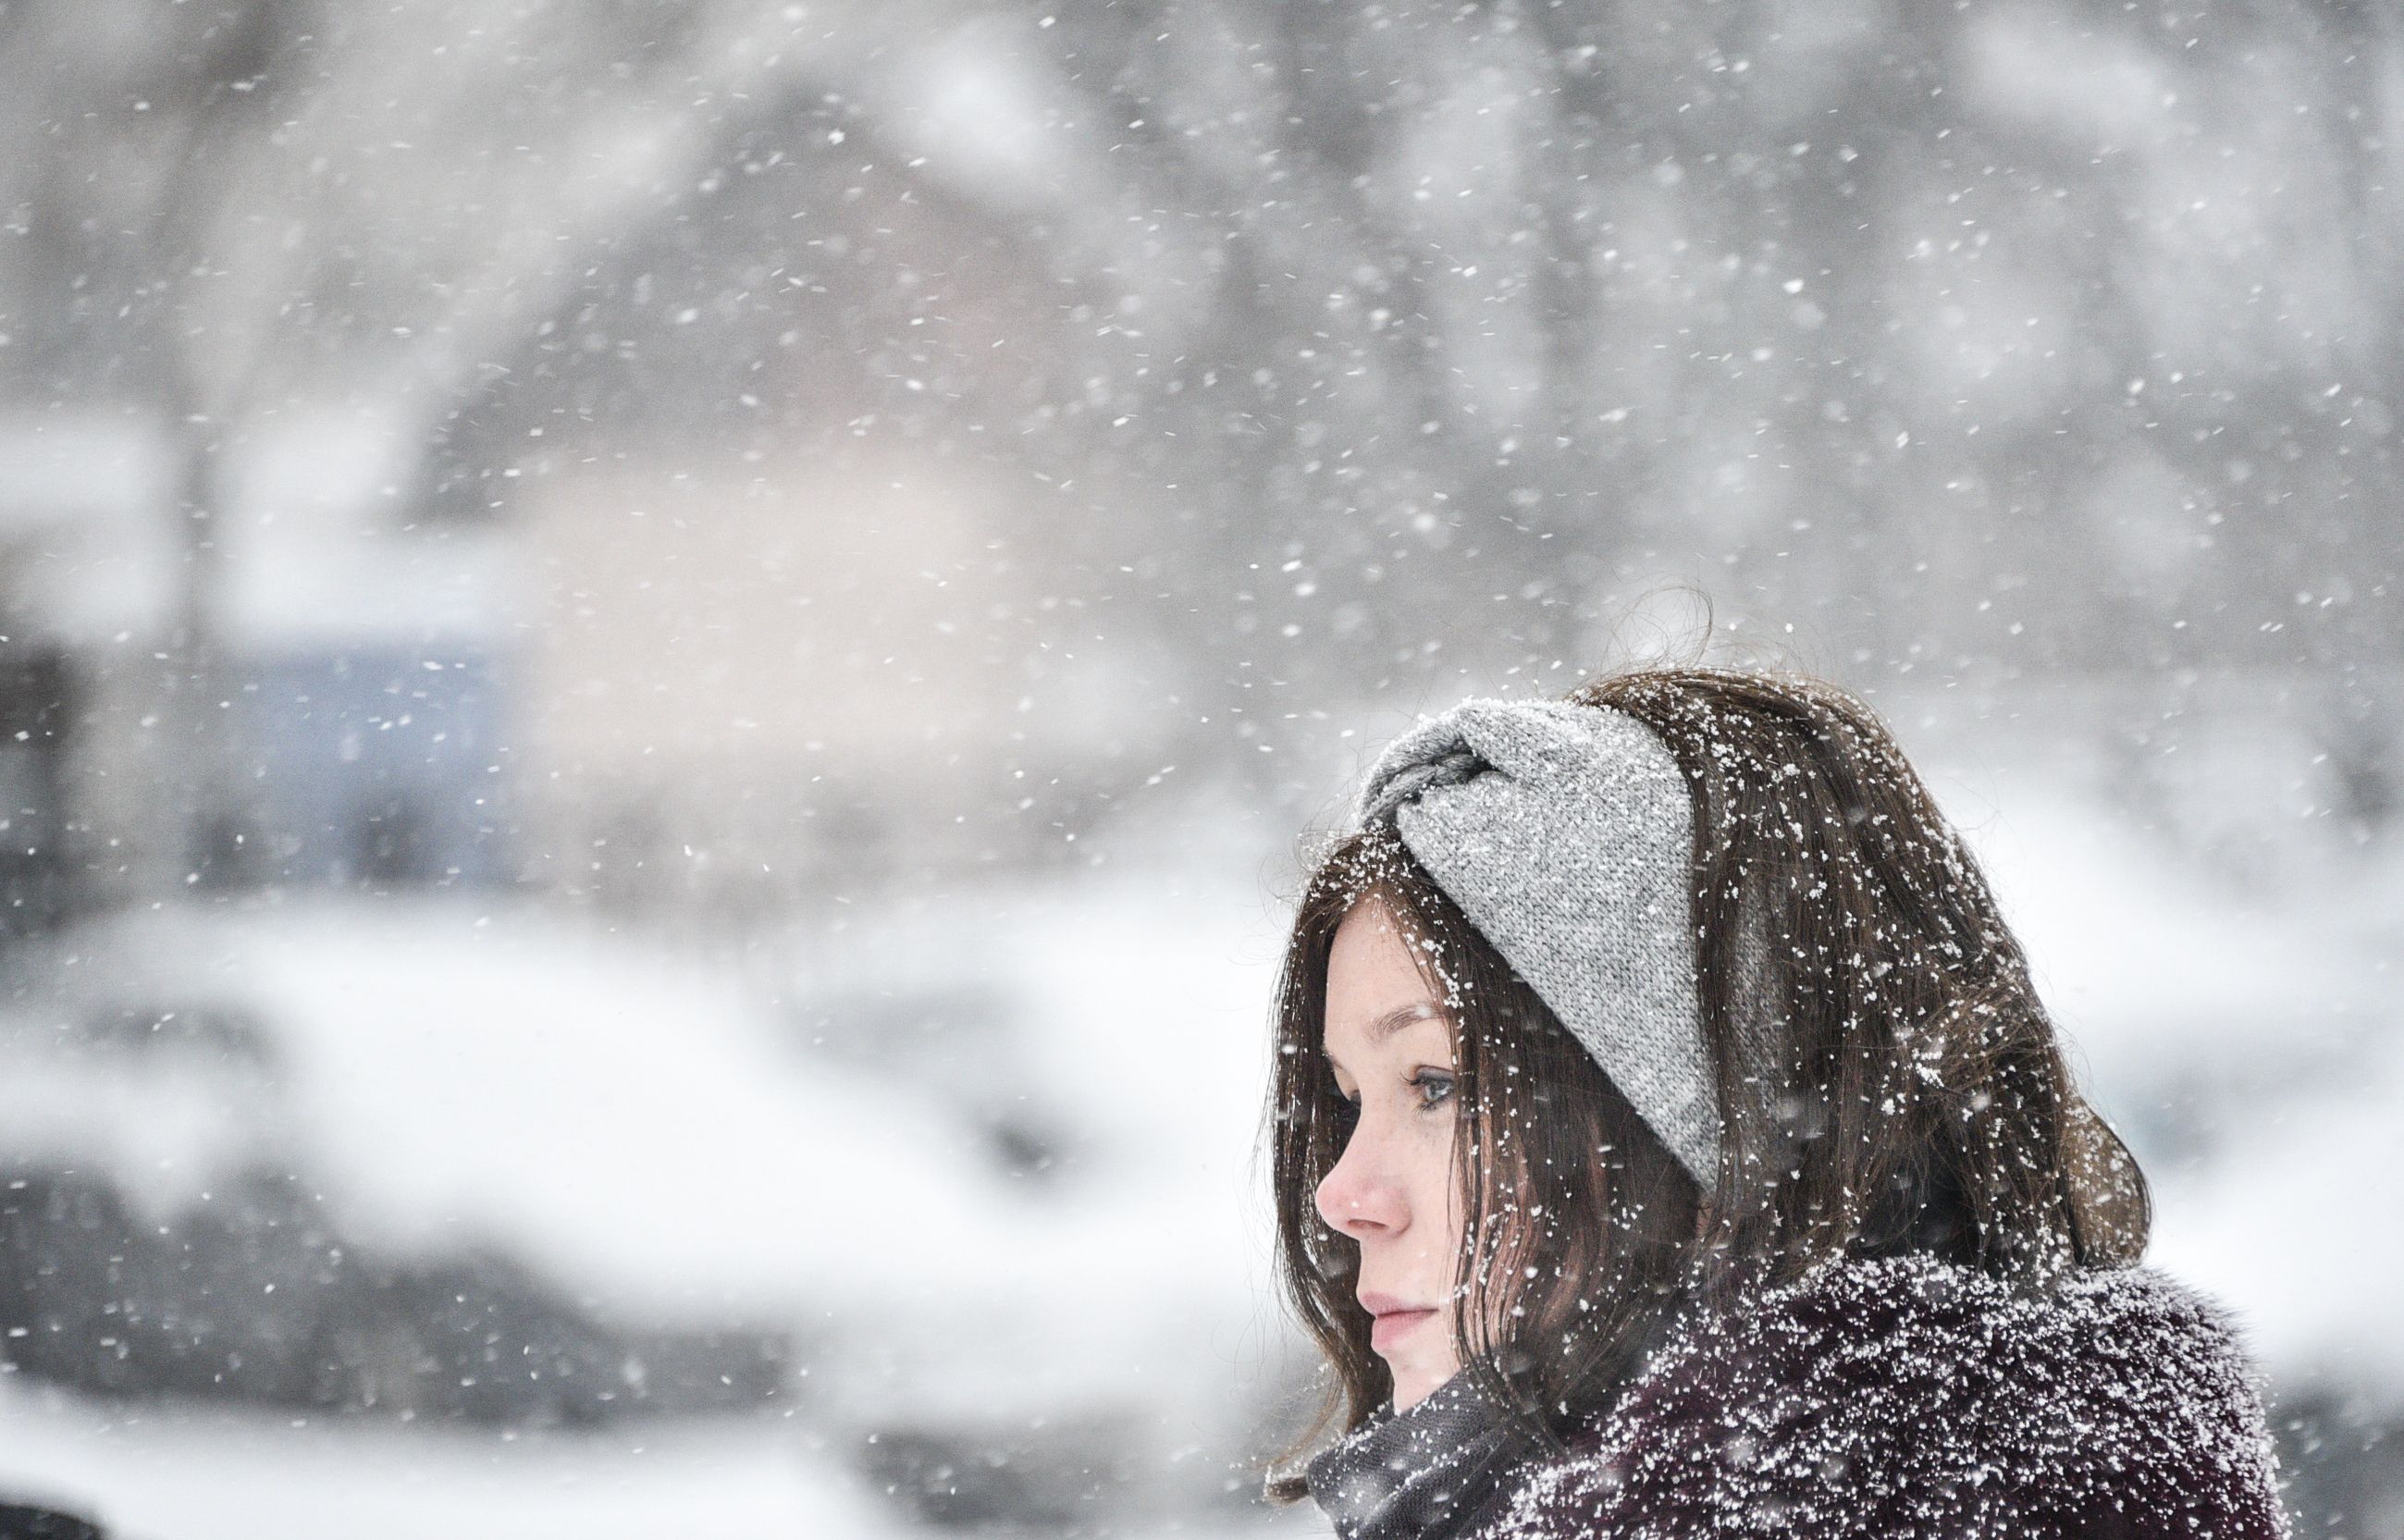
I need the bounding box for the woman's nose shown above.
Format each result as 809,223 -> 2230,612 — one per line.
1315,1129 -> 1408,1238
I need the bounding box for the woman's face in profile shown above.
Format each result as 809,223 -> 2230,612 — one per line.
1316,895 -> 1465,1410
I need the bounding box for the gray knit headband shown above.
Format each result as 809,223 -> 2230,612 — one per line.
1350,696 -> 1721,1186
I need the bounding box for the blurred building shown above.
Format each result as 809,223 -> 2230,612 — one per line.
507,444 -> 1160,918
0,404 -> 1163,926
0,410 -> 511,912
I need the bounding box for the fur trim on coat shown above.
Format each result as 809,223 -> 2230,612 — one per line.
1478,1253 -> 2290,1540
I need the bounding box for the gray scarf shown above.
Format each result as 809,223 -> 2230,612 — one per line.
1303,1371 -> 1544,1540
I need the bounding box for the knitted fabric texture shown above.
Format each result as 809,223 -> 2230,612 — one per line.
1303,1368 -> 1544,1540
1350,697 -> 1719,1184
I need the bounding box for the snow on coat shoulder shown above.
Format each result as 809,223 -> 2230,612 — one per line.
1479,1251 -> 2290,1540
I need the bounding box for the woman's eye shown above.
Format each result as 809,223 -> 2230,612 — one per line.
1410,1070 -> 1458,1110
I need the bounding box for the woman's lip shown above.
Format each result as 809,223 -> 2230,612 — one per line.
1356,1291 -> 1434,1317
1369,1307 -> 1437,1353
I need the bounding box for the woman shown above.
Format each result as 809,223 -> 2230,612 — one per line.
1264,667 -> 2289,1540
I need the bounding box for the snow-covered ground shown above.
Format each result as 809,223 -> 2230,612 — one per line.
0,897 -> 1021,1325
0,863 -> 1318,1535
0,1376 -> 1337,1540
0,1387 -> 895,1540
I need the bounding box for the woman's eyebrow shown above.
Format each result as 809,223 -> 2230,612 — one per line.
1378,1003 -> 1446,1040
1345,1003 -> 1444,1044
1320,1004 -> 1447,1067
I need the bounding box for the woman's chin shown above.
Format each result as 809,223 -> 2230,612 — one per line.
1387,1360 -> 1450,1411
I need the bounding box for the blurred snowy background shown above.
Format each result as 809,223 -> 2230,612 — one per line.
0,0 -> 2397,1535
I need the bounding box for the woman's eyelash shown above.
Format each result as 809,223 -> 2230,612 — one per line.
1321,1074 -> 1454,1120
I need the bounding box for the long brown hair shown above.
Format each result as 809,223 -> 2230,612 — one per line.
1264,666 -> 2149,1500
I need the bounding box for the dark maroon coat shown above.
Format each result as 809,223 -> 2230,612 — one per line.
1476,1253 -> 2290,1540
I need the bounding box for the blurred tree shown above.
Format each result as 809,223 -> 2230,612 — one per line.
995,0 -> 2404,688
